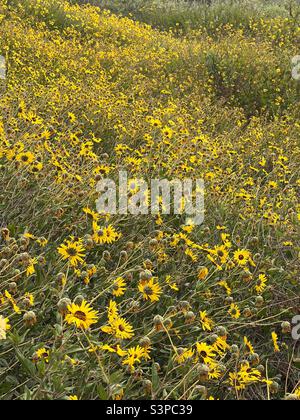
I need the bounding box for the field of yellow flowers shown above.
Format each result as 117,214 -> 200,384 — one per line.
0,0 -> 299,400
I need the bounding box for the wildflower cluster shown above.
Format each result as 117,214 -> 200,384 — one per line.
0,0 -> 299,400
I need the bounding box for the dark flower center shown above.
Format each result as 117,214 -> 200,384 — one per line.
144,286 -> 153,295
74,311 -> 87,321
67,247 -> 78,257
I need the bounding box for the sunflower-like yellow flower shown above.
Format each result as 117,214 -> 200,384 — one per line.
138,278 -> 162,302
122,345 -> 147,367
198,266 -> 209,281
16,151 -> 35,165
65,300 -> 98,330
68,395 -> 78,400
0,316 -> 11,340
229,362 -> 261,391
112,277 -> 127,297
92,223 -> 120,245
233,249 -> 251,266
199,310 -> 214,331
176,348 -> 195,364
255,274 -> 268,294
271,331 -> 280,353
101,317 -> 134,340
195,342 -> 216,364
35,347 -> 50,363
228,303 -> 241,319
101,300 -> 134,340
58,239 -> 86,267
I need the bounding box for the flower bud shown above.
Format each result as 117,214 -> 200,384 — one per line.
197,364 -> 209,381
230,344 -> 239,354
23,311 -> 37,327
185,311 -> 196,324
143,380 -> 152,395
194,385 -> 207,398
120,250 -> 128,261
216,326 -> 227,337
8,282 -> 17,293
255,296 -> 264,307
126,241 -> 134,251
153,315 -> 164,331
139,337 -> 151,348
243,307 -> 252,318
281,321 -> 291,334
270,381 -> 279,394
58,298 -> 71,316
225,296 -> 234,305
249,353 -> 260,366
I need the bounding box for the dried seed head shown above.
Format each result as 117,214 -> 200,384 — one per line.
281,321 -> 291,334
243,307 -> 252,318
257,365 -> 265,373
194,385 -> 207,398
128,300 -> 140,313
225,296 -> 234,305
255,296 -> 264,307
58,298 -> 72,315
37,256 -> 45,265
83,236 -> 94,249
8,282 -> 17,293
154,362 -> 161,372
153,315 -> 164,331
1,228 -> 10,240
143,259 -> 153,270
139,337 -> 151,348
178,300 -> 190,311
120,250 -> 128,261
207,334 -> 218,345
249,353 -> 260,366
149,238 -> 158,248
124,272 -> 133,282
230,344 -> 239,354
184,311 -> 196,323
13,269 -> 21,281
20,252 -> 30,264
23,311 -> 37,327
22,298 -> 32,309
19,236 -> 29,248
57,272 -> 66,285
126,241 -> 134,251
197,363 -> 209,381
216,326 -> 227,337
269,381 -> 280,394
143,379 -> 152,395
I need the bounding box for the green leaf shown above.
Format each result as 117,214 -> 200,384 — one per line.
97,384 -> 108,400
15,350 -> 36,376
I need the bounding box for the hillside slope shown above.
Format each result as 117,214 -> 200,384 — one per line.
0,0 -> 299,400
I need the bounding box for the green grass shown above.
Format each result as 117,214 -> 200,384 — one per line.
70,0 -> 300,33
